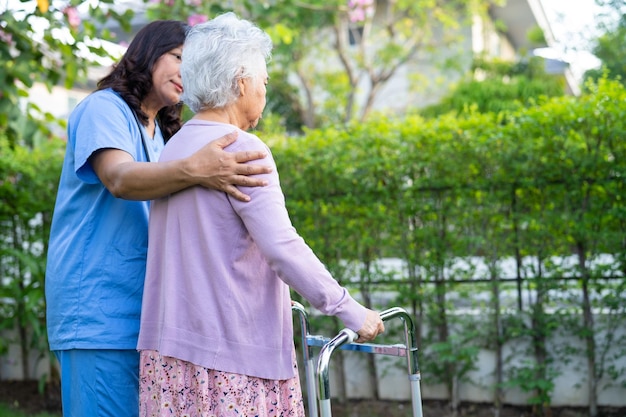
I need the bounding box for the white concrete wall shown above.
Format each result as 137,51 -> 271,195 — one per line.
0,328 -> 53,381
310,313 -> 626,407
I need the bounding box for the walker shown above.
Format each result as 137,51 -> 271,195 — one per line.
292,302 -> 423,417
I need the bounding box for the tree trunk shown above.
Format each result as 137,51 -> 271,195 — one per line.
11,216 -> 30,380
491,270 -> 504,416
531,270 -> 552,417
577,243 -> 598,417
295,65 -> 317,128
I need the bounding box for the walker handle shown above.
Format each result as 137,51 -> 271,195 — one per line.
343,328 -> 359,343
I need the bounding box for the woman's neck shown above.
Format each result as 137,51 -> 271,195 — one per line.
140,104 -> 159,139
193,108 -> 240,128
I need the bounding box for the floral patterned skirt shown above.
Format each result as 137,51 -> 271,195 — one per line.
139,349 -> 305,417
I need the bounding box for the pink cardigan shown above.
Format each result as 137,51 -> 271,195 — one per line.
137,120 -> 367,380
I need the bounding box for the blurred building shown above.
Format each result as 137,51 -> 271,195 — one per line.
489,0 -> 580,95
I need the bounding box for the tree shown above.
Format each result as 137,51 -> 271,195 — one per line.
326,0 -> 497,124
419,56 -> 566,117
0,0 -> 134,147
144,0 -> 502,129
583,0 -> 626,86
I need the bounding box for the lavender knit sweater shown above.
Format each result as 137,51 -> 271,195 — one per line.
137,120 -> 367,380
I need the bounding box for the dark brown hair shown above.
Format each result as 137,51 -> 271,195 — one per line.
97,20 -> 189,141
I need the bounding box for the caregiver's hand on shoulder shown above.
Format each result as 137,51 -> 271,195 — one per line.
189,131 -> 272,201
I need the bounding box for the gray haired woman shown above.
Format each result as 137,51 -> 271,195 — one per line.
137,12 -> 384,417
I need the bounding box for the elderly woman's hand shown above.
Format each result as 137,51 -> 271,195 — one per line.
355,309 -> 385,343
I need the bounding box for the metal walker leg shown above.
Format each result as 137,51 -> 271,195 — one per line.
292,302 -> 319,417
316,307 -> 423,417
292,303 -> 423,417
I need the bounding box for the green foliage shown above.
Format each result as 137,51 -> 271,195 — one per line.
420,57 -> 565,117
422,319 -> 481,387
273,76 -> 626,408
0,135 -> 65,378
526,26 -> 547,47
583,1 -> 626,87
505,361 -> 557,406
584,24 -> 626,87
0,402 -> 60,417
0,0 -> 134,147
259,68 -> 305,134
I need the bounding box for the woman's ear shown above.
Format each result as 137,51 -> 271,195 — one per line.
237,77 -> 246,97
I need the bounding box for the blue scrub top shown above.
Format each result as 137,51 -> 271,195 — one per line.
46,89 -> 165,350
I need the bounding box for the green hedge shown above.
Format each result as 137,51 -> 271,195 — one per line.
0,136 -> 64,382
272,77 -> 626,412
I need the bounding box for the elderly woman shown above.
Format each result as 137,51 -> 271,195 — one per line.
137,13 -> 385,416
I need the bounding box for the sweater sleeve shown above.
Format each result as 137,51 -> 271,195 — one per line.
228,132 -> 368,331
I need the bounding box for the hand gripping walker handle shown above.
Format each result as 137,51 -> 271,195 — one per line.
316,308 -> 423,417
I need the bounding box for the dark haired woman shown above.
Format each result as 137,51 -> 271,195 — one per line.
45,20 -> 269,417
